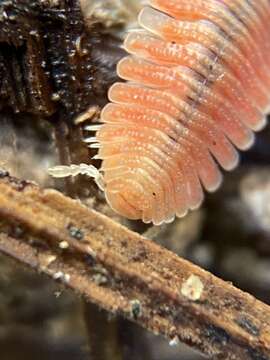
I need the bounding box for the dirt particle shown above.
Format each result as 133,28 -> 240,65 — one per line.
86,245 -> 96,259
93,274 -> 107,285
51,92 -> 60,101
53,271 -> 70,283
40,254 -> 57,271
46,255 -> 57,265
0,169 -> 9,178
68,225 -> 84,240
10,225 -> 24,238
54,291 -> 62,298
130,299 -> 142,319
181,274 -> 204,301
59,241 -> 69,249
169,336 -> 180,347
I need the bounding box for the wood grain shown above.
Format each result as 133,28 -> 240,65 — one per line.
0,171 -> 269,359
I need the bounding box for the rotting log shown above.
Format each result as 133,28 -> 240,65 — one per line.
0,171 -> 269,360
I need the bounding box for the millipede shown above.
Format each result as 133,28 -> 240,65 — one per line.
50,0 -> 270,225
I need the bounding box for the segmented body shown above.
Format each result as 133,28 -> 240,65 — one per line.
93,0 -> 270,225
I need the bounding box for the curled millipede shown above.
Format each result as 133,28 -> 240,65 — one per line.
50,0 -> 270,225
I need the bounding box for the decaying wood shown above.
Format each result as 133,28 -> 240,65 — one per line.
0,0 -> 124,120
0,171 -> 269,360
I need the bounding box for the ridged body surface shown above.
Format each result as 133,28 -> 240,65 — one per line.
94,0 -> 270,225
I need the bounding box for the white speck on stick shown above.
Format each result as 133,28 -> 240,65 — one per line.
181,274 -> 204,301
169,336 -> 180,347
59,241 -> 69,249
53,271 -> 71,283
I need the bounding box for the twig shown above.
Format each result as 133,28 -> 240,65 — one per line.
0,171 -> 269,360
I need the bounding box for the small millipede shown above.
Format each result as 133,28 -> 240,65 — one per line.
49,0 -> 270,225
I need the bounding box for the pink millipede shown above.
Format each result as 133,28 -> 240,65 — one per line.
50,0 -> 270,225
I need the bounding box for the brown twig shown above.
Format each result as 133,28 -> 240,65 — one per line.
0,171 -> 269,360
